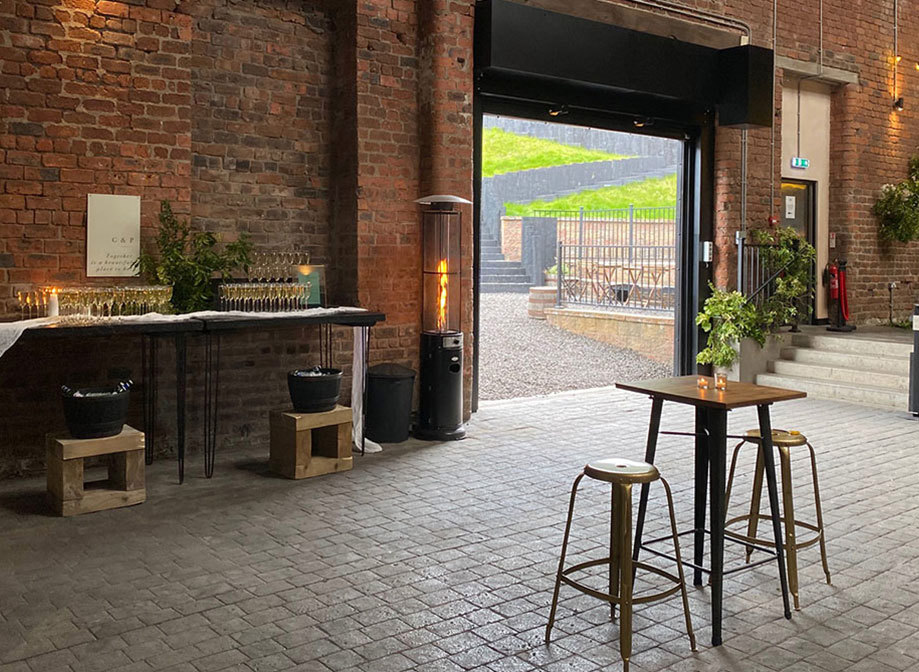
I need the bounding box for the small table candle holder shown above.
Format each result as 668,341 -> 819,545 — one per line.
697,376 -> 710,389
715,372 -> 728,390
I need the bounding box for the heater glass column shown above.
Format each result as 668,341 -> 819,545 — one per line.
422,210 -> 461,334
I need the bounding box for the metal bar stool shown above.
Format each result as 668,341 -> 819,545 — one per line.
725,429 -> 831,610
546,458 -> 696,671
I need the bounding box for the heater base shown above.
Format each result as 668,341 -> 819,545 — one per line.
414,423 -> 466,442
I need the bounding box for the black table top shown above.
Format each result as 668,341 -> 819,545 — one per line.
21,318 -> 204,339
196,309 -> 386,331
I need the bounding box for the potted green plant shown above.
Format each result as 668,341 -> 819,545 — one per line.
696,284 -> 765,380
135,201 -> 252,313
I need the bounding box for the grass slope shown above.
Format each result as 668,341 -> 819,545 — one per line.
505,174 -> 678,215
482,127 -> 627,177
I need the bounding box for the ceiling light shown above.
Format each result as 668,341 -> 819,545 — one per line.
894,96 -> 905,111
547,105 -> 568,117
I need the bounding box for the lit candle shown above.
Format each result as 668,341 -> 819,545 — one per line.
697,376 -> 710,389
715,372 -> 727,390
48,289 -> 59,317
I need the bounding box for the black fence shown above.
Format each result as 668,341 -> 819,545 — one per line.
556,243 -> 676,312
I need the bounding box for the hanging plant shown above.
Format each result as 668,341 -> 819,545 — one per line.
135,201 -> 252,313
873,155 -> 919,243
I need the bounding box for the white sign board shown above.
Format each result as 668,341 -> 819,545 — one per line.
785,195 -> 796,220
86,194 -> 140,277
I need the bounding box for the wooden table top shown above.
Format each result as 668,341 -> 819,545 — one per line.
616,375 -> 806,410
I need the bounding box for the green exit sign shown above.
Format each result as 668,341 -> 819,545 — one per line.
791,157 -> 810,169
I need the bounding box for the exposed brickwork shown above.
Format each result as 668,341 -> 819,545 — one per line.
1,0 -> 918,476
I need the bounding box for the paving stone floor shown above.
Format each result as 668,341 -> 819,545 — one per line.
1,387 -> 919,672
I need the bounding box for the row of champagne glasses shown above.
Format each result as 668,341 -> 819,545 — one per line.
59,286 -> 173,319
15,289 -> 53,319
247,251 -> 311,283
16,286 -> 172,322
218,283 -> 310,313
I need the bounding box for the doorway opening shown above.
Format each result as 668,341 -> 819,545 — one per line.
780,178 -> 817,321
475,114 -> 686,402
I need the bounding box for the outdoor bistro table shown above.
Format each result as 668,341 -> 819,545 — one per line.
616,375 -> 806,646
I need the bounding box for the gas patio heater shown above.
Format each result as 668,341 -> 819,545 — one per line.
414,194 -> 471,441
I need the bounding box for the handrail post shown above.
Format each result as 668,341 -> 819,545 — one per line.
556,241 -> 563,307
628,204 -> 635,266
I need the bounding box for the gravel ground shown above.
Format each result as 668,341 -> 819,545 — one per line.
478,292 -> 672,400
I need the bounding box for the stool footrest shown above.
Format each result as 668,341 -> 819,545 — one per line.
725,513 -> 824,551
560,558 -> 682,606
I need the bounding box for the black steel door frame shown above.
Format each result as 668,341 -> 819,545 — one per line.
471,98 -> 714,411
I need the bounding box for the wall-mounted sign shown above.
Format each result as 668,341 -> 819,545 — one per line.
86,194 -> 141,277
790,156 -> 810,169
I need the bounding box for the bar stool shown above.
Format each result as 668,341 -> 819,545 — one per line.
725,429 -> 831,610
546,458 -> 696,671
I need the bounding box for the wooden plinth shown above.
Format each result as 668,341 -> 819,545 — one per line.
46,425 -> 146,516
269,405 -> 353,480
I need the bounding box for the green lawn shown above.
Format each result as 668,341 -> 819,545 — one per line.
482,127 -> 628,177
505,174 -> 678,215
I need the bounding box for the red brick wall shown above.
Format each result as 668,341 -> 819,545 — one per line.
1,0 -> 918,476
0,0 -> 193,304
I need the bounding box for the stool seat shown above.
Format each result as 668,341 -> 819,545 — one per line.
585,458 -> 659,484
743,428 -> 807,447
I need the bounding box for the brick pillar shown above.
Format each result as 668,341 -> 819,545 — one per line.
418,0 -> 475,416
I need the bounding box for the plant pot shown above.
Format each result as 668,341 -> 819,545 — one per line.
61,386 -> 131,439
287,368 -> 342,413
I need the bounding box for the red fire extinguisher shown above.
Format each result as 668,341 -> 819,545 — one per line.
826,259 -> 855,332
827,262 -> 839,301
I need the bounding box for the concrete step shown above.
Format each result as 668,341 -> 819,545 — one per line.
769,359 -> 909,393
480,266 -> 529,277
481,274 -> 530,284
779,346 -> 908,376
481,253 -> 506,261
755,372 -> 909,411
480,282 -> 533,293
790,333 -> 913,358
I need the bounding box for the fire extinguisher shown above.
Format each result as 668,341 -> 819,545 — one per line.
826,259 -> 856,332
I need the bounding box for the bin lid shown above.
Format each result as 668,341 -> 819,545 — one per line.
368,363 -> 416,379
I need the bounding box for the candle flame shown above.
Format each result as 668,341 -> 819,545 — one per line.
436,258 -> 448,331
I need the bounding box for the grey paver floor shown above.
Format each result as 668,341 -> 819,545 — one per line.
1,387 -> 918,672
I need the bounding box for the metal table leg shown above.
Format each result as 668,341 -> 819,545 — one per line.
175,332 -> 187,484
708,408 -> 727,647
361,326 -> 370,456
203,332 -> 220,479
632,396 -> 663,565
142,334 -> 158,465
757,403 -> 793,620
693,408 -> 709,587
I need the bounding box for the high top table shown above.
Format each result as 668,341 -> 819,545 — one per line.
616,375 -> 806,646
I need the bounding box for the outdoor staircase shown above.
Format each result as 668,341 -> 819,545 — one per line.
480,234 -> 533,293
756,331 -> 912,412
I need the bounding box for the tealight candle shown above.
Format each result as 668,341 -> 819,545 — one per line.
715,372 -> 727,390
697,376 -> 710,389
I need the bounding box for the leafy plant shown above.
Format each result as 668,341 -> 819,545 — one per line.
135,201 -> 252,313
750,227 -> 816,330
696,284 -> 765,369
873,155 -> 919,243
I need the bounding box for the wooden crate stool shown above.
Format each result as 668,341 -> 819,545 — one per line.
46,425 -> 146,517
269,405 -> 353,479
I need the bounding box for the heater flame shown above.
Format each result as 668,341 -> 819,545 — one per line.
436,258 -> 448,331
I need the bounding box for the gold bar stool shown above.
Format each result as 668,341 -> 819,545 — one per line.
546,458 -> 696,671
725,429 -> 831,610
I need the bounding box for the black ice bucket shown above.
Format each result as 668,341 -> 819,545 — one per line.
61,382 -> 131,439
288,368 -> 342,413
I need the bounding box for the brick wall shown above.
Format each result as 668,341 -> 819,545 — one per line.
1,0 -> 918,476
